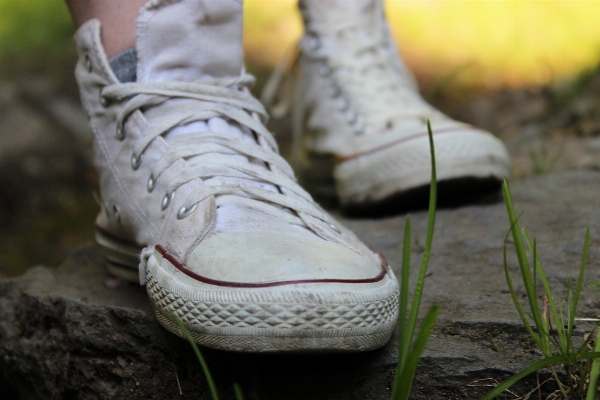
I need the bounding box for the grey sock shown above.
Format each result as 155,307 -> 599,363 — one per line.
109,49 -> 137,83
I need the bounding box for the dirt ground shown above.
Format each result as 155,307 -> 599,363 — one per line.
1,61 -> 600,277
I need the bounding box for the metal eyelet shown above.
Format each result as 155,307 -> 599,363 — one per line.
100,91 -> 109,107
319,64 -> 331,77
329,86 -> 341,98
177,203 -> 198,220
113,205 -> 121,223
131,153 -> 142,170
355,124 -> 367,136
337,98 -> 349,112
322,220 -> 341,234
116,124 -> 125,140
161,191 -> 175,210
84,50 -> 92,73
308,36 -> 321,50
147,175 -> 156,192
346,111 -> 357,124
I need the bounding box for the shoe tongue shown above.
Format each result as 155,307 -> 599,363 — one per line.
135,0 -> 243,83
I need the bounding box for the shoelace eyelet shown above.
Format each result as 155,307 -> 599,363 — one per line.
322,220 -> 341,234
147,175 -> 156,192
116,124 -> 126,140
113,205 -> 121,223
355,123 -> 367,136
346,111 -> 357,124
308,36 -> 321,50
100,91 -> 109,107
177,203 -> 198,220
84,50 -> 92,73
337,98 -> 349,112
319,64 -> 331,77
161,191 -> 175,210
329,86 -> 341,98
131,153 -> 142,170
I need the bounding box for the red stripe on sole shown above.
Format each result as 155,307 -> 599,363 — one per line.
155,244 -> 389,288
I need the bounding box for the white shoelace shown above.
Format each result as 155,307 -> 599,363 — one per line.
100,74 -> 328,228
262,13 -> 446,136
308,14 -> 444,131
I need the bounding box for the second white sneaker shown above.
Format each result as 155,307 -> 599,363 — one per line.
296,0 -> 510,209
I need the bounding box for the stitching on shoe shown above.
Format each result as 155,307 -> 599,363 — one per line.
89,20 -> 119,83
337,125 -> 478,163
155,244 -> 388,287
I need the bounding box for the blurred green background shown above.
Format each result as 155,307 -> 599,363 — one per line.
0,0 -> 75,75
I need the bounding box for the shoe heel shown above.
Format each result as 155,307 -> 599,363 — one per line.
95,227 -> 143,283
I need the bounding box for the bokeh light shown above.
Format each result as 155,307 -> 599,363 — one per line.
244,0 -> 600,89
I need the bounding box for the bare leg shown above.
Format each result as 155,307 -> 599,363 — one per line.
65,0 -> 147,58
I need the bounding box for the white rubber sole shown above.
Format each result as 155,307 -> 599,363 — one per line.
333,129 -> 510,206
95,226 -> 399,352
146,249 -> 399,353
95,227 -> 142,283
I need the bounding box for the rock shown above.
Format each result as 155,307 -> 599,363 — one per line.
1,171 -> 600,399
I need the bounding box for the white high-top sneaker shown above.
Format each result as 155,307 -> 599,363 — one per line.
297,0 -> 510,208
74,0 -> 398,352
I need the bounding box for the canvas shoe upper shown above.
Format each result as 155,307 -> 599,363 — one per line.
74,0 -> 398,352
297,0 -> 510,208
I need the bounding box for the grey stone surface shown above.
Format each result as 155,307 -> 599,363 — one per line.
1,171 -> 599,399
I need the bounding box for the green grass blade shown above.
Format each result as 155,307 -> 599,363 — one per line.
503,180 -> 544,335
393,305 -> 440,400
480,354 -> 568,400
566,278 -> 574,353
531,238 -> 549,342
169,312 -> 220,400
585,331 -> 600,400
233,383 -> 245,400
591,280 -> 600,295
532,239 -> 568,354
571,228 -> 590,341
503,233 -> 542,347
482,352 -> 600,400
575,321 -> 600,356
522,229 -> 545,331
522,229 -> 538,296
404,120 -> 437,364
397,217 -> 412,373
392,120 -> 437,400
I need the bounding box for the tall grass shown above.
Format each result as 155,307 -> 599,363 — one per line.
481,179 -> 600,400
390,120 -> 439,399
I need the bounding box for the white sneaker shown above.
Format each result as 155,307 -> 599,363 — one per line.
295,0 -> 510,208
74,0 -> 398,352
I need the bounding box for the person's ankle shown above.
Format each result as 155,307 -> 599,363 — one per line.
65,0 -> 147,58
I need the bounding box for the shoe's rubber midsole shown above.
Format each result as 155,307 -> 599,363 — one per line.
95,228 -> 142,282
307,130 -> 510,206
153,308 -> 394,353
146,253 -> 399,353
